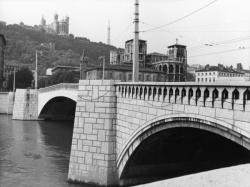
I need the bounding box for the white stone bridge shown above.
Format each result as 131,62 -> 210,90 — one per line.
12,81 -> 250,186
68,80 -> 250,186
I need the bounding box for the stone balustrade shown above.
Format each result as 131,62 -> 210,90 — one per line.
115,82 -> 250,112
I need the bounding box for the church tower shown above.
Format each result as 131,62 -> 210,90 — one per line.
65,16 -> 69,35
53,13 -> 59,33
41,16 -> 46,26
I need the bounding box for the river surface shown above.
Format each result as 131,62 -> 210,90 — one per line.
0,115 -> 90,187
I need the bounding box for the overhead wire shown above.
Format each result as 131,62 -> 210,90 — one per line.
188,46 -> 250,58
188,36 -> 250,51
140,0 -> 219,33
140,20 -> 205,48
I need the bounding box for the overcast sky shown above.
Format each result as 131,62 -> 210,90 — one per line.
1,0 -> 250,68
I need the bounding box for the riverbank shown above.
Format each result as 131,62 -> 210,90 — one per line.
135,164 -> 250,187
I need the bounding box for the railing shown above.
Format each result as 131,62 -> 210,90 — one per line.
38,83 -> 78,93
115,82 -> 250,111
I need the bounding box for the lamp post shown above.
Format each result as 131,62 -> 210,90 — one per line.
13,68 -> 16,92
80,50 -> 88,80
132,0 -> 139,82
35,50 -> 38,89
98,56 -> 105,81
35,50 -> 42,89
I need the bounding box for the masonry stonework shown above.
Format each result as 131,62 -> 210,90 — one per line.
0,92 -> 14,114
68,80 -> 118,186
115,83 -> 250,177
12,89 -> 38,120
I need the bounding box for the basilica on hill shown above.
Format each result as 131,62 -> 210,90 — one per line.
39,14 -> 69,36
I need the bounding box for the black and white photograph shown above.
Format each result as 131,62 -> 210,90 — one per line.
0,0 -> 250,186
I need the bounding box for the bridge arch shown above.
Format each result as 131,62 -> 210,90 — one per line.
38,96 -> 76,120
38,85 -> 77,116
117,114 -> 250,180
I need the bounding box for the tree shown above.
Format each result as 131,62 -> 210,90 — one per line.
186,72 -> 196,82
7,67 -> 33,90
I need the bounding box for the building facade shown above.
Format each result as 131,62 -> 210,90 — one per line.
86,64 -> 166,82
146,52 -> 168,65
123,39 -> 147,67
109,40 -> 187,82
0,34 -> 6,89
110,49 -> 124,65
235,62 -> 250,81
40,14 -> 69,36
3,64 -> 21,89
195,65 -> 244,83
50,65 -> 80,82
152,44 -> 187,82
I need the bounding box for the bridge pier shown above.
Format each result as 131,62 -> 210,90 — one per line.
12,89 -> 38,120
68,80 -> 118,186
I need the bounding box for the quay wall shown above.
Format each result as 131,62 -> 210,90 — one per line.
12,89 -> 38,120
0,92 -> 14,114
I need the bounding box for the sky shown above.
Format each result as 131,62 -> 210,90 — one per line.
1,0 -> 250,68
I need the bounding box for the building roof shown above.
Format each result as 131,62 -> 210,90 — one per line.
0,34 -> 6,45
168,44 -> 186,48
125,39 -> 147,43
51,65 -> 80,72
196,66 -> 243,74
86,64 -> 164,74
147,52 -> 167,56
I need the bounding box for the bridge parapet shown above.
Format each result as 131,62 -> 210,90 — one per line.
38,83 -> 78,93
115,82 -> 250,112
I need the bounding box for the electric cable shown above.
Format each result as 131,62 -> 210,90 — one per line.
140,0 -> 219,33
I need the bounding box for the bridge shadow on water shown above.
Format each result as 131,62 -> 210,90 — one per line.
121,127 -> 250,186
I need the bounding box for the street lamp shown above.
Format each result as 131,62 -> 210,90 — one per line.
80,50 -> 88,80
98,56 -> 105,81
35,50 -> 42,89
13,68 -> 16,92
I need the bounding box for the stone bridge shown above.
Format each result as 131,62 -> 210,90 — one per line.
38,83 -> 78,120
68,80 -> 250,186
11,80 -> 250,186
12,83 -> 78,120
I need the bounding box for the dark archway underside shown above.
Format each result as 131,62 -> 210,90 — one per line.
121,127 -> 250,186
39,97 -> 76,121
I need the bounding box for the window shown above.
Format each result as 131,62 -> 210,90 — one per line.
209,73 -> 211,75
205,78 -> 207,82
201,78 -> 203,82
213,72 -> 215,75
128,73 -> 132,81
198,78 -> 200,82
147,75 -> 151,81
209,78 -> 211,82
213,77 -> 215,82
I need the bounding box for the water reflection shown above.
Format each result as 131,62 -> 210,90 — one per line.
0,115 -> 89,187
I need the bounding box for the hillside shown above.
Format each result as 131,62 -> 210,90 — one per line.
0,23 -> 116,75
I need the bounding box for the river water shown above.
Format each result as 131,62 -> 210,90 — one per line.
0,115 -> 89,187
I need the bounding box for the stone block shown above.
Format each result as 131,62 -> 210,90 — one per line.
85,153 -> 93,164
184,105 -> 199,114
84,124 -> 93,134
215,108 -> 233,120
79,80 -> 90,85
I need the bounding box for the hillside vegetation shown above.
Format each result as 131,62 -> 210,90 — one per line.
0,24 -> 116,75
